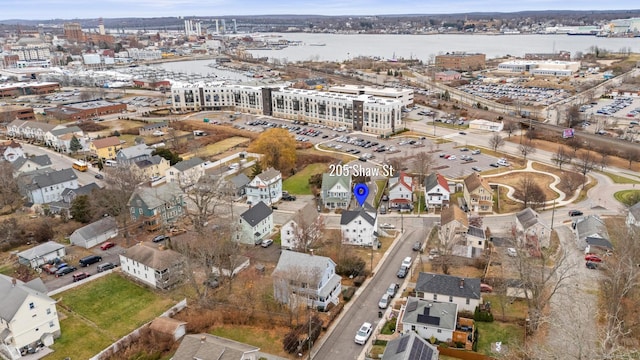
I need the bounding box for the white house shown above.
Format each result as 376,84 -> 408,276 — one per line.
400,297 -> 458,343
245,168 -> 282,206
0,275 -> 61,359
273,250 -> 342,310
626,202 -> 640,227
280,203 -> 321,251
0,140 -> 24,162
321,173 -> 351,210
11,155 -> 52,176
69,216 -> 118,249
165,157 -> 205,188
515,207 -> 551,249
23,168 -> 78,204
47,126 -> 88,153
340,206 -> 378,247
119,242 -> 185,290
6,120 -> 59,142
574,215 -> 610,251
173,334 -> 260,360
424,172 -> 450,209
237,201 -> 273,245
414,272 -> 482,313
388,171 -> 414,209
17,241 -> 66,269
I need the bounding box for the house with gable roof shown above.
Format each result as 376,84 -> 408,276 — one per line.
131,155 -> 170,180
273,250 -> 342,310
0,274 -> 61,359
139,122 -> 169,136
382,332 -> 439,360
172,334 -> 260,360
321,173 -> 351,210
12,154 -> 52,175
463,173 -> 493,213
236,201 -> 274,245
129,182 -> 185,231
47,126 -> 87,153
89,136 -> 122,160
574,215 -> 611,252
340,205 -> 378,247
220,173 -> 251,200
6,119 -> 58,142
69,216 -> 118,249
515,207 -> 551,250
440,205 -> 468,246
245,167 -> 282,206
388,171 -> 414,209
116,143 -> 153,165
165,157 -> 205,188
17,241 -> 66,269
23,168 -> 78,204
415,272 -> 482,312
119,242 -> 185,290
0,140 -> 24,162
281,203 -> 321,251
399,297 -> 458,343
627,201 -> 640,228
424,172 -> 450,209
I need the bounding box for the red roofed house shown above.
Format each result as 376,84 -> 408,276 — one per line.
424,172 -> 450,209
388,172 -> 414,209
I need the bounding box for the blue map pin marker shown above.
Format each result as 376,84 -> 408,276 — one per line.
353,183 -> 369,207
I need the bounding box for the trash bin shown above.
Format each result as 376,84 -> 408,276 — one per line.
378,311 -> 383,318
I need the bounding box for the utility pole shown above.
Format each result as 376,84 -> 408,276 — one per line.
550,200 -> 556,229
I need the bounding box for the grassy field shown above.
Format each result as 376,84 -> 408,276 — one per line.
182,136 -> 249,159
283,163 -> 328,195
47,274 -> 174,360
476,321 -> 524,356
602,171 -> 640,184
614,189 -> 640,207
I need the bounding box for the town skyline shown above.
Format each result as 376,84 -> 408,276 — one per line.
2,0 -> 640,21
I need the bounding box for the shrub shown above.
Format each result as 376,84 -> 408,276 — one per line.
373,339 -> 388,346
342,287 -> 356,302
353,275 -> 366,287
380,319 -> 396,335
474,306 -> 494,322
336,255 -> 366,277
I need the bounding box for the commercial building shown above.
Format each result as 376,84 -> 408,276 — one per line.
45,100 -> 126,121
171,83 -> 403,135
0,82 -> 60,98
497,60 -> 580,77
435,53 -> 486,71
0,105 -> 35,122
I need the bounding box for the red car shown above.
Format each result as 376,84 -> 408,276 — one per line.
480,283 -> 493,293
100,241 -> 115,250
584,254 -> 602,262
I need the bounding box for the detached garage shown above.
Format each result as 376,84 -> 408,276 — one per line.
70,216 -> 118,249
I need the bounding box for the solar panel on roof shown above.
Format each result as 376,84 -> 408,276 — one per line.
406,301 -> 418,313
408,340 -> 430,360
396,335 -> 410,354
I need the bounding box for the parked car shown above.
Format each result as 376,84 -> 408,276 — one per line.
471,166 -> 482,172
586,261 -> 599,270
261,239 -> 274,248
55,266 -> 77,277
402,256 -> 413,269
152,234 -> 169,243
412,241 -> 423,252
79,255 -> 102,267
72,272 -> 91,282
378,294 -> 391,309
282,194 -> 297,201
568,210 -> 584,217
386,283 -> 399,298
380,223 -> 395,229
94,174 -> 104,179
100,241 -> 115,250
354,322 -> 373,345
489,163 -> 500,168
585,254 -> 602,262
396,265 -> 409,278
97,262 -> 116,273
480,283 -> 493,293
42,264 -> 58,275
471,149 -> 481,155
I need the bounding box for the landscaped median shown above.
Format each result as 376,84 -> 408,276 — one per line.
47,273 -> 175,360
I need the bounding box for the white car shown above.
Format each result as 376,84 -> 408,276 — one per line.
378,294 -> 390,309
507,248 -> 517,257
402,256 -> 413,269
448,155 -> 457,160
380,223 -> 395,229
354,322 -> 373,345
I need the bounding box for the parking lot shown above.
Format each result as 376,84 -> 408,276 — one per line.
583,96 -> 640,120
458,81 -> 571,106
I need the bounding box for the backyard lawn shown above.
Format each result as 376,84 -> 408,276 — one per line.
211,325 -> 291,357
283,163 -> 328,195
476,321 -> 524,356
46,274 -> 175,360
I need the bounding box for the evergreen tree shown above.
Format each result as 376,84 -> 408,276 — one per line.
69,136 -> 83,153
70,195 -> 93,223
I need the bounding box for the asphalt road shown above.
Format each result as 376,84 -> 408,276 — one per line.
312,221 -> 434,360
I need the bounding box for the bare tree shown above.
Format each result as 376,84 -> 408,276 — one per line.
515,177 -> 546,210
288,209 -> 325,253
273,264 -> 324,326
488,133 -> 505,153
0,162 -> 22,212
435,223 -> 464,275
624,148 -> 640,169
573,151 -> 596,189
551,146 -> 572,170
182,173 -> 230,235
565,105 -> 582,128
599,152 -> 610,171
566,137 -> 582,154
412,151 -> 434,185
518,138 -> 536,160
503,121 -> 519,138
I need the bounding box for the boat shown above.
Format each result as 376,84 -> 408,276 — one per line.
309,43 -> 326,46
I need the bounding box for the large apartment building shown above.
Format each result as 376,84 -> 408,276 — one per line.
171,83 -> 403,135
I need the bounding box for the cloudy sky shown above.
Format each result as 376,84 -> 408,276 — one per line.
2,0 -> 638,20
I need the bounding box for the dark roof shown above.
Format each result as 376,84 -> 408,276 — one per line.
415,272 -> 481,299
134,155 -> 165,169
12,154 -> 52,170
231,173 -> 250,187
142,122 -> 168,130
340,207 -> 376,226
61,182 -> 100,198
401,297 -> 457,330
515,207 -> 548,229
382,332 -> 438,360
467,226 -> 485,239
173,157 -> 204,172
585,237 -> 613,250
27,168 -> 77,189
240,201 -> 273,226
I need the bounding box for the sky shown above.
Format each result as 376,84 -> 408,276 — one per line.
1,0 -> 639,20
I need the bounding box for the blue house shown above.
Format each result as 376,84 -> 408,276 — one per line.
129,182 -> 185,231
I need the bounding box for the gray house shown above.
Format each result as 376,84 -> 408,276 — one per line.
70,216 -> 118,249
574,215 -> 610,252
221,173 -> 251,200
116,143 -> 153,165
415,272 -> 482,313
321,173 -> 351,210
17,241 -> 66,268
382,332 -> 439,360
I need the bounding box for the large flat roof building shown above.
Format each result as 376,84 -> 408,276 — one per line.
328,84 -> 414,108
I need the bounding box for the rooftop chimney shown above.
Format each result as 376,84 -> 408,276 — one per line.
459,278 -> 464,288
